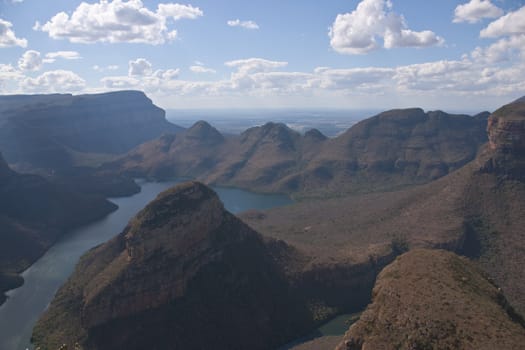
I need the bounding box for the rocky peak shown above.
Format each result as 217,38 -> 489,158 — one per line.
124,181 -> 224,262
36,181 -> 311,350
184,120 -> 224,144
241,122 -> 299,151
80,181 -> 274,329
304,128 -> 327,142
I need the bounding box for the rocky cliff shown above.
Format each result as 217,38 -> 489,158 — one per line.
483,98 -> 525,179
106,109 -> 488,197
0,91 -> 182,170
33,182 -> 314,350
462,98 -> 525,317
0,154 -> 117,305
336,249 -> 525,350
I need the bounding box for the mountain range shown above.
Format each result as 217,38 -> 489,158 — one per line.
32,96 -> 525,350
105,108 -> 489,197
0,91 -> 523,349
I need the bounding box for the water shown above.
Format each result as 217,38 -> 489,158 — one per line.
0,180 -> 292,350
279,313 -> 361,349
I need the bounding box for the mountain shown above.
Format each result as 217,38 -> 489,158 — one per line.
243,97 -> 525,317
0,91 -> 183,170
105,109 -> 488,197
296,109 -> 489,195
32,98 -> 525,349
0,153 -> 117,305
33,182 -> 314,350
336,249 -> 525,350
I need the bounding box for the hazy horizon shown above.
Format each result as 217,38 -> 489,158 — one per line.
0,1 -> 524,111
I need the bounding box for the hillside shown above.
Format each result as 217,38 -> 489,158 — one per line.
32,98 -> 525,349
336,249 -> 525,350
0,154 -> 117,305
106,109 -> 488,197
0,91 -> 182,171
33,182 -> 315,350
243,97 -> 525,317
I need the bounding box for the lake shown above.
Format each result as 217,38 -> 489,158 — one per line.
0,180 -> 292,350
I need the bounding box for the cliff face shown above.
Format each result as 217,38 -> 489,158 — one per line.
0,154 -> 116,305
107,109 -> 487,197
336,249 -> 525,350
0,91 -> 182,170
484,98 -> 525,179
33,182 -> 313,350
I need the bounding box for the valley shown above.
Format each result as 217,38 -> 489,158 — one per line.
0,91 -> 524,350
2,1 -> 525,349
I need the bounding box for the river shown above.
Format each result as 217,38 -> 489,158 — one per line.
0,180 -> 292,350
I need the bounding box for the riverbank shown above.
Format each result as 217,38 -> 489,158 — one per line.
0,180 -> 292,350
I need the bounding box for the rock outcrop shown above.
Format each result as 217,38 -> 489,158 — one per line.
33,182 -> 313,350
484,97 -> 525,179
106,109 -> 488,197
0,153 -> 116,305
336,249 -> 525,350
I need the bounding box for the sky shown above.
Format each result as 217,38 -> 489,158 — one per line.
0,0 -> 524,111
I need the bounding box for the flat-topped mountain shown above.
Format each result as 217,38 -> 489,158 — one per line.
336,249 -> 525,350
0,91 -> 182,170
33,182 -> 313,350
0,154 -> 116,305
106,108 -> 488,197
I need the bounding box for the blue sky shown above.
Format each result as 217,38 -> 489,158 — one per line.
0,0 -> 524,111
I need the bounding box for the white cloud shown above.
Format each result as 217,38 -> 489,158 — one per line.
480,5 -> 525,37
227,19 -> 259,30
311,67 -> 395,90
21,70 -> 86,92
0,18 -> 28,48
93,64 -> 119,72
190,65 -> 216,74
148,53 -> 525,106
328,0 -> 443,54
102,58 -> 180,92
152,68 -> 180,80
157,3 -> 203,20
471,34 -> 525,63
43,51 -> 82,63
129,58 -> 153,76
453,0 -> 503,24
101,76 -> 140,89
35,0 -> 203,45
18,50 -> 43,71
0,64 -> 23,91
225,58 -> 288,74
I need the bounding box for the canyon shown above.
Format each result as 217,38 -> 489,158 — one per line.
0,91 -> 523,349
